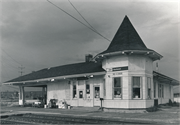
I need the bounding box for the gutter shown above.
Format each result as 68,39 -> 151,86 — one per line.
2,71 -> 106,85
93,50 -> 163,61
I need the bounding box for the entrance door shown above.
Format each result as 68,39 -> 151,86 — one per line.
94,86 -> 100,106
78,90 -> 84,106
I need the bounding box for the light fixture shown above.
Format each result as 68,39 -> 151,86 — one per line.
90,75 -> 93,78
51,79 -> 55,82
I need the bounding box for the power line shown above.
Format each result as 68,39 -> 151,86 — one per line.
1,49 -> 35,72
46,0 -> 111,42
68,0 -> 97,32
2,85 -> 19,90
1,55 -> 19,70
1,49 -> 22,66
1,63 -> 11,79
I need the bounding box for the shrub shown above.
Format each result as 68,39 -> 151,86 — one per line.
146,106 -> 158,112
168,99 -> 173,106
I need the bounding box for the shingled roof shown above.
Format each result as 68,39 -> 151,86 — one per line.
5,62 -> 105,83
100,16 -> 153,55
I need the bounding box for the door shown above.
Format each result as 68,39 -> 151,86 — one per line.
94,86 -> 100,106
78,90 -> 84,106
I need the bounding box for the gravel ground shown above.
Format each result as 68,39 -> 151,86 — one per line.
1,105 -> 180,124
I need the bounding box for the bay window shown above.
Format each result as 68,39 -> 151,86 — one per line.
147,77 -> 151,99
132,77 -> 141,99
104,79 -> 106,97
162,85 -> 164,98
158,84 -> 161,98
113,77 -> 122,98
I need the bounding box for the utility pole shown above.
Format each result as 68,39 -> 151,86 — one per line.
19,65 -> 25,76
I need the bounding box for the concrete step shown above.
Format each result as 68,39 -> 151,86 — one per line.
104,108 -> 147,113
71,106 -> 100,111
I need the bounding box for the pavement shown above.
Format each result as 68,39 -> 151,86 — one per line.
1,105 -> 180,124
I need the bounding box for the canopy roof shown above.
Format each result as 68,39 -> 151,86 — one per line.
4,62 -> 105,84
153,71 -> 180,86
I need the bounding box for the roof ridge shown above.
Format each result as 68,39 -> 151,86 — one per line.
5,61 -> 104,83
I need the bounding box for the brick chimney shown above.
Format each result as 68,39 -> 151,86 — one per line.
85,54 -> 93,62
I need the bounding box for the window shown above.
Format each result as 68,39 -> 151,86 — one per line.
86,84 -> 90,94
132,77 -> 141,99
86,84 -> 90,98
154,82 -> 156,98
104,79 -> 106,96
73,82 -> 77,98
158,84 -> 164,98
94,87 -> 100,98
114,77 -> 122,98
169,85 -> 171,98
158,84 -> 162,98
162,85 -> 164,98
79,91 -> 83,98
147,77 -> 151,99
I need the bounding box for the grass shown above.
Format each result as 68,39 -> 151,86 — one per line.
1,99 -> 19,107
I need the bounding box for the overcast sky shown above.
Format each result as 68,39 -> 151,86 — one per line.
0,0 -> 179,91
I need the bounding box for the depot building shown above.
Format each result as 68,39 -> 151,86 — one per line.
3,16 -> 179,109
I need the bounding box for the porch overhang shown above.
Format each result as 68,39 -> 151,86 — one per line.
153,71 -> 180,86
2,71 -> 106,86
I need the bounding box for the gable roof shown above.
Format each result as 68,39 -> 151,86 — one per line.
100,15 -> 153,55
5,62 -> 105,83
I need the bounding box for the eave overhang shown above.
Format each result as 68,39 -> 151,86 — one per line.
153,71 -> 180,86
93,50 -> 163,62
2,71 -> 106,86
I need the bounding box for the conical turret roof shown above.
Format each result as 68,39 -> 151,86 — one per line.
100,15 -> 153,55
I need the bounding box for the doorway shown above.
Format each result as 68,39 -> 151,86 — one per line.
94,86 -> 100,106
78,90 -> 84,106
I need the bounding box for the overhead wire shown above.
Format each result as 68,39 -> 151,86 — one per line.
1,48 -> 36,72
46,0 -> 111,42
68,0 -> 97,32
1,55 -> 19,70
1,63 -> 11,79
2,84 -> 19,90
1,49 -> 22,66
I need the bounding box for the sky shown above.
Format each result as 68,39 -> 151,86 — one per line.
0,0 -> 180,91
